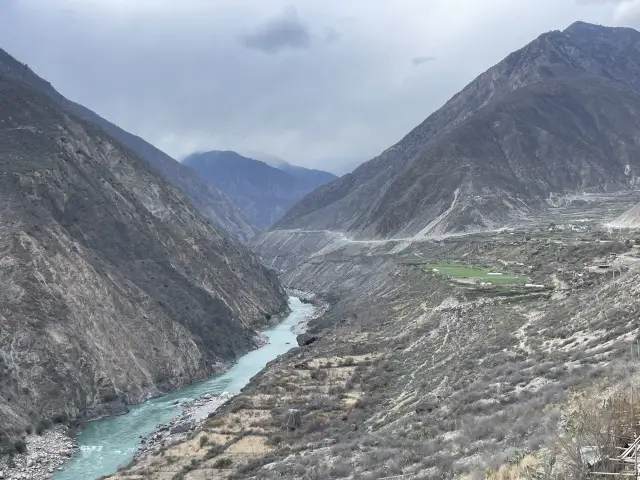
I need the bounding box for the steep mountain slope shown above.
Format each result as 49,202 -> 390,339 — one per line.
0,74 -> 287,449
0,48 -> 258,243
276,22 -> 640,238
184,151 -> 335,228
278,162 -> 337,189
611,202 -> 640,228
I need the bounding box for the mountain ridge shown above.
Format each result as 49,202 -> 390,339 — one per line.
275,22 -> 640,238
0,48 -> 259,243
0,72 -> 287,449
184,150 -> 336,228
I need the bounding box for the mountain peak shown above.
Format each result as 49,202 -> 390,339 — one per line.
275,20 -> 640,238
184,150 -> 336,228
564,21 -> 603,33
563,20 -> 640,38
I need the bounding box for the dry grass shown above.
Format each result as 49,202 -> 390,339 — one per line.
111,228 -> 640,480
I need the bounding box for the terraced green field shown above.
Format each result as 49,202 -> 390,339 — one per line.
424,263 -> 527,284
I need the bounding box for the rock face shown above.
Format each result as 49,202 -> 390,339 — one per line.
183,151 -> 336,228
0,74 -> 288,450
0,48 -> 258,243
275,22 -> 640,238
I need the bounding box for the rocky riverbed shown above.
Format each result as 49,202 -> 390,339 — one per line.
0,426 -> 77,480
286,289 -> 329,335
133,292 -> 326,462
133,392 -> 235,460
0,294 -> 320,480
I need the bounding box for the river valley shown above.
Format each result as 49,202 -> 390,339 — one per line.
50,297 -> 314,480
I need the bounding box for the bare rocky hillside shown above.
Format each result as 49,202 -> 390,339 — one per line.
276,22 -> 640,238
0,48 -> 258,243
0,74 -> 287,453
111,204 -> 640,478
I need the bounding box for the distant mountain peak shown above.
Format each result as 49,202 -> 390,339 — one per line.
564,20 -> 602,33
184,150 -> 336,228
563,20 -> 640,40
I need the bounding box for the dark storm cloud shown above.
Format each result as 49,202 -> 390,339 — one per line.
239,7 -> 311,54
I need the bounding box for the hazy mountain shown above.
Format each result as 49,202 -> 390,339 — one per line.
0,48 -> 258,243
611,202 -> 640,229
0,74 -> 288,449
184,150 -> 336,228
277,162 -> 337,189
275,22 -> 640,238
240,149 -> 345,178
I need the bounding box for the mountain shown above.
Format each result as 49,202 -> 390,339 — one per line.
183,151 -> 336,228
0,74 -> 288,450
0,48 -> 258,243
275,22 -> 640,238
611,202 -> 640,228
277,162 -> 337,188
240,149 -> 344,179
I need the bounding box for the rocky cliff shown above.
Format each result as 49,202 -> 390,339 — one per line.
0,48 -> 258,243
184,150 -> 336,228
276,22 -> 640,238
0,74 -> 288,451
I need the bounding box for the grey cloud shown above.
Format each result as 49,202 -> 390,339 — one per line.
239,6 -> 311,54
412,56 -> 436,66
0,0 -> 624,173
577,0 -> 631,3
324,26 -> 341,44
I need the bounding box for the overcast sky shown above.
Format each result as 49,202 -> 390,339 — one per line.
0,0 -> 638,173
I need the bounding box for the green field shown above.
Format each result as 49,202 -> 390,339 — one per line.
423,264 -> 527,284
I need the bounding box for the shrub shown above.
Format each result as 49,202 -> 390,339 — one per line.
199,434 -> 208,449
213,457 -> 233,468
13,440 -> 26,453
52,412 -> 69,424
266,434 -> 283,446
310,368 -> 328,381
36,419 -> 52,435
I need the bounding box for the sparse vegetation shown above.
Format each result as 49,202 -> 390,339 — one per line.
213,457 -> 233,468
35,419 -> 51,435
111,223 -> 640,479
13,439 -> 26,454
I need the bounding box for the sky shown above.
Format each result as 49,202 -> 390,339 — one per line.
0,0 -> 638,174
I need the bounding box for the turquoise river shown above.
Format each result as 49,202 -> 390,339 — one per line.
54,296 -> 314,480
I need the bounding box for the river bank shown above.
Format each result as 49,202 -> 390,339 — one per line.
0,296 -> 320,480
0,426 -> 77,480
131,392 -> 235,461
48,296 -> 315,480
286,288 -> 328,334
123,291 -> 328,468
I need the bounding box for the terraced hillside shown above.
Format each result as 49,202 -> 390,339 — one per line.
111,207 -> 640,478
